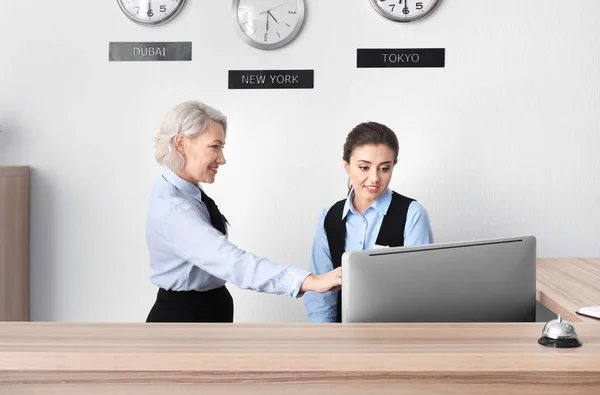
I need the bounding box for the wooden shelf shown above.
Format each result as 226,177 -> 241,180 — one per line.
0,166 -> 29,321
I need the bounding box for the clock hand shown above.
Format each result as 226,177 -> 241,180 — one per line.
267,10 -> 279,24
266,10 -> 269,32
403,0 -> 409,13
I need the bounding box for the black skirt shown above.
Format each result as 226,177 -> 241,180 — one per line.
146,286 -> 234,323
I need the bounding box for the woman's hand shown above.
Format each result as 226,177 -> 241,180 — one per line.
300,267 -> 342,293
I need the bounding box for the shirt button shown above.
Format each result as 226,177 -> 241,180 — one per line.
359,241 -> 363,245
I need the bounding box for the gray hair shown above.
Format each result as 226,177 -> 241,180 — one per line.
154,100 -> 228,172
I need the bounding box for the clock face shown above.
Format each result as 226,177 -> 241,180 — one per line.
369,0 -> 441,23
116,0 -> 187,26
232,0 -> 306,50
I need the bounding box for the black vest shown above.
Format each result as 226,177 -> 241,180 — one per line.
323,191 -> 414,322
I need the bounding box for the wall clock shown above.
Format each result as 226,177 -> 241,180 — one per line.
369,0 -> 441,23
232,0 -> 306,50
117,0 -> 187,26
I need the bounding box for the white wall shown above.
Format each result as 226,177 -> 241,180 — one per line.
1,1 -> 599,322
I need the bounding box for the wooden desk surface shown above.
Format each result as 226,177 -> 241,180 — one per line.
0,322 -> 599,394
537,258 -> 600,322
1,258 -> 599,394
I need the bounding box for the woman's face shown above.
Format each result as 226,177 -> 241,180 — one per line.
344,144 -> 395,206
176,120 -> 226,184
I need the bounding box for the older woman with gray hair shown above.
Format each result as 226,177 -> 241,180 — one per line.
146,100 -> 342,322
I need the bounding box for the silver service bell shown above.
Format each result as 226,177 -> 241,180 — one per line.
538,315 -> 582,348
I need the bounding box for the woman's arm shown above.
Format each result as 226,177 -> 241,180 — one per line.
404,201 -> 434,246
163,202 -> 339,297
303,209 -> 338,322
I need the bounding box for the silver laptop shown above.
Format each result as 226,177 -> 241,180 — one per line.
341,236 -> 537,323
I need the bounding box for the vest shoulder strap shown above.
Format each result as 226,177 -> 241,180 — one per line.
323,199 -> 347,270
375,192 -> 415,248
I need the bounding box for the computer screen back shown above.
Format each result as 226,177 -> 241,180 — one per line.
341,236 -> 536,323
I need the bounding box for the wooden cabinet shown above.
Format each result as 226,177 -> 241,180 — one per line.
0,166 -> 29,321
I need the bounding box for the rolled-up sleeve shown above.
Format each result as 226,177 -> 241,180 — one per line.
303,209 -> 338,322
163,201 -> 310,298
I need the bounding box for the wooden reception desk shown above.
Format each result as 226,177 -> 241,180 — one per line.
537,258 -> 600,323
1,258 -> 599,395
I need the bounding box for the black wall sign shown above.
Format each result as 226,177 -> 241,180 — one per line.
357,48 -> 445,68
109,42 -> 192,61
228,70 -> 314,89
